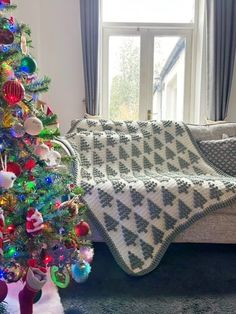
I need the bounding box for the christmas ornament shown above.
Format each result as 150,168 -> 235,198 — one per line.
26,208 -> 44,235
1,62 -> 14,81
14,107 -> 23,118
71,261 -> 91,283
45,176 -> 53,185
18,101 -> 30,115
0,209 -> 4,256
2,80 -> 25,105
0,154 -> 16,189
2,110 -> 14,128
34,144 -> 50,160
4,245 -> 16,258
8,17 -> 18,33
43,255 -> 53,265
25,181 -> 36,192
0,193 -> 17,209
45,150 -> 61,167
10,123 -> 25,138
0,29 -> 14,45
50,266 -> 70,288
20,34 -> 28,55
79,246 -> 94,264
75,221 -> 90,237
28,174 -> 35,181
24,116 -> 43,136
24,159 -> 36,171
59,198 -> 79,220
0,280 -> 8,302
0,0 -> 11,5
6,223 -> 15,234
7,161 -> 22,177
3,262 -> 23,282
48,244 -> 76,267
20,56 -> 37,74
0,170 -> 16,189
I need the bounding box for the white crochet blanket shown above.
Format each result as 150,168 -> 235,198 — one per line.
65,119 -> 236,275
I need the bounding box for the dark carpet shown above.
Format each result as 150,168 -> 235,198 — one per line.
60,243 -> 236,314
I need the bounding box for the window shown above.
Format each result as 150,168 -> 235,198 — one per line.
101,0 -> 197,122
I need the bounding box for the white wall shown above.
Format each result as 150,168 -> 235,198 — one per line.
11,1 -> 236,126
13,0 -> 85,134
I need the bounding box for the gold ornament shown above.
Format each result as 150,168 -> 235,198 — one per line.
2,111 -> 14,128
0,193 -> 17,210
18,101 -> 30,115
43,222 -> 53,233
4,263 -> 23,283
19,150 -> 29,158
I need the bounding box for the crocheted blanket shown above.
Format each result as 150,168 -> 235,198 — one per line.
65,119 -> 236,276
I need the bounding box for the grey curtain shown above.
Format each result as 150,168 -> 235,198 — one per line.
206,0 -> 236,121
80,0 -> 100,115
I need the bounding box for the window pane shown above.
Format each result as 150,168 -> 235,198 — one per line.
108,36 -> 140,120
153,37 -> 186,121
103,0 -> 194,23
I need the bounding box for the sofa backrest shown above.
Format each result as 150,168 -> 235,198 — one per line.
187,122 -> 236,141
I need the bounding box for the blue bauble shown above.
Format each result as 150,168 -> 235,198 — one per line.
71,261 -> 91,283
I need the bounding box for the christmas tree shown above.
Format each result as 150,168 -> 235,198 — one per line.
0,1 -> 93,313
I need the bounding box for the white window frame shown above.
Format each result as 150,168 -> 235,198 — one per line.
101,1 -> 200,122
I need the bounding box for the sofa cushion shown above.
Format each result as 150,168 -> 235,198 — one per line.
198,138 -> 236,176
68,120 -> 236,141
187,122 -> 236,141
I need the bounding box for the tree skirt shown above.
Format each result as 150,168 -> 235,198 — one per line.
4,274 -> 64,314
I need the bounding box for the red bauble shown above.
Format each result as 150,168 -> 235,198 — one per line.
74,221 -> 90,237
28,174 -> 35,181
7,162 -> 22,177
0,0 -> 11,4
6,224 -> 16,234
0,280 -> 8,302
24,159 -> 36,171
2,80 -> 25,105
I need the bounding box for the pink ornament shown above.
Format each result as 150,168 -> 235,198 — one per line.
79,246 -> 94,264
24,116 -> 43,136
34,144 -> 50,159
26,208 -> 44,235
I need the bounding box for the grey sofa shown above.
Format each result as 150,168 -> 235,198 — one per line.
175,122 -> 236,243
59,121 -> 236,244
88,122 -> 236,243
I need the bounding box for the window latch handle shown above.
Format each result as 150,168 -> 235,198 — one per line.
147,109 -> 152,120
